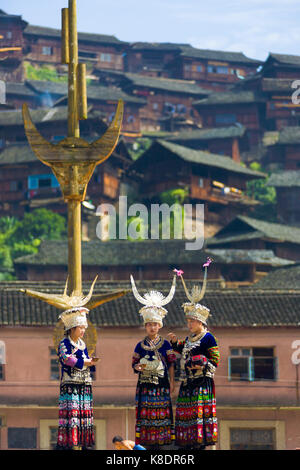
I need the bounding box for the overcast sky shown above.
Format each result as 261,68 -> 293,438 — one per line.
2,0 -> 300,61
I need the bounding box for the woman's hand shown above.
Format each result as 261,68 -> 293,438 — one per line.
84,358 -> 98,367
167,332 -> 178,344
134,363 -> 147,372
187,364 -> 203,371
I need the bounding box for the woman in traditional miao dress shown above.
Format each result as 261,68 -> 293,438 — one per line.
130,274 -> 177,450
169,261 -> 220,450
56,307 -> 98,450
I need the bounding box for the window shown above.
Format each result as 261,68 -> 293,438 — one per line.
184,64 -> 191,71
0,341 -> 5,381
42,46 -> 53,56
50,348 -> 59,380
163,102 -> 176,114
228,347 -> 277,381
28,174 -> 59,190
198,177 -> 204,188
100,53 -> 111,62
215,114 -> 237,124
207,65 -> 228,74
6,31 -> 12,39
49,426 -> 58,449
176,104 -> 187,114
230,428 -> 275,450
78,50 -> 97,60
196,65 -> 203,72
8,428 -> 37,449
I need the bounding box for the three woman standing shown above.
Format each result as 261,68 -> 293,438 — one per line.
55,261 -> 220,451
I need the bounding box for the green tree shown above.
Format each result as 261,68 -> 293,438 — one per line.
0,209 -> 67,280
24,62 -> 68,83
246,163 -> 277,222
10,208 -> 67,244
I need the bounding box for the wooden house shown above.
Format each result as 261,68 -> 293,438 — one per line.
23,24 -> 127,72
13,239 -> 294,285
123,42 -> 191,77
267,170 -> 300,226
93,71 -> 210,132
24,79 -> 145,136
262,126 -> 300,170
124,42 -> 261,90
261,52 -> 300,79
0,106 -> 131,219
234,75 -> 300,131
168,47 -> 262,90
0,9 -> 27,82
126,139 -> 265,235
3,81 -> 38,109
163,125 -> 249,162
193,90 -> 266,147
206,215 -> 300,262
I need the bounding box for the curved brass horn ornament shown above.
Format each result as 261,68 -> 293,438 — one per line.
22,100 -> 124,165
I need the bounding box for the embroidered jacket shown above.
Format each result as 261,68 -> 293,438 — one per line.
132,336 -> 176,385
172,330 -> 220,382
57,336 -> 95,384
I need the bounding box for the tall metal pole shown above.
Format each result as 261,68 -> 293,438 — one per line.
21,0 -> 126,312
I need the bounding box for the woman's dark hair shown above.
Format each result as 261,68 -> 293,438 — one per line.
112,435 -> 124,443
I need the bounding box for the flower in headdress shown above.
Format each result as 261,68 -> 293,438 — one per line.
173,268 -> 184,277
203,257 -> 212,268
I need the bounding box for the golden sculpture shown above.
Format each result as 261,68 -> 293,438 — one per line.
20,1 -> 128,318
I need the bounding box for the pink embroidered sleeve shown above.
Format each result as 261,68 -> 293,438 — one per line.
58,342 -> 78,367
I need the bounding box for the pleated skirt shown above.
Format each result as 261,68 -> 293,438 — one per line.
175,376 -> 218,447
56,382 -> 95,449
135,380 -> 175,447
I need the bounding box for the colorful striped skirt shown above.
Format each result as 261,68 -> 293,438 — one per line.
135,380 -> 175,447
56,382 -> 95,449
175,377 -> 218,448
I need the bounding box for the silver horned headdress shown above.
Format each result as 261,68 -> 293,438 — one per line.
57,275 -> 98,330
174,258 -> 212,325
130,274 -> 176,326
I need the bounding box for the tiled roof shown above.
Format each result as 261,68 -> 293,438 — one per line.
165,125 -> 246,142
24,24 -> 126,46
252,263 -> 300,290
26,80 -> 146,105
261,78 -> 296,92
267,171 -> 300,188
193,90 -> 265,107
207,215 -> 300,246
13,240 -> 293,268
207,249 -> 293,267
129,42 -> 192,51
1,280 -> 300,327
179,47 -> 262,64
132,140 -> 265,178
5,82 -> 37,97
0,105 -> 104,129
123,73 -> 211,96
267,52 -> 300,67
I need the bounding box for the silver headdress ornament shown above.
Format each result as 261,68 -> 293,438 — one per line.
174,258 -> 212,325
57,275 -> 98,330
130,274 -> 176,326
